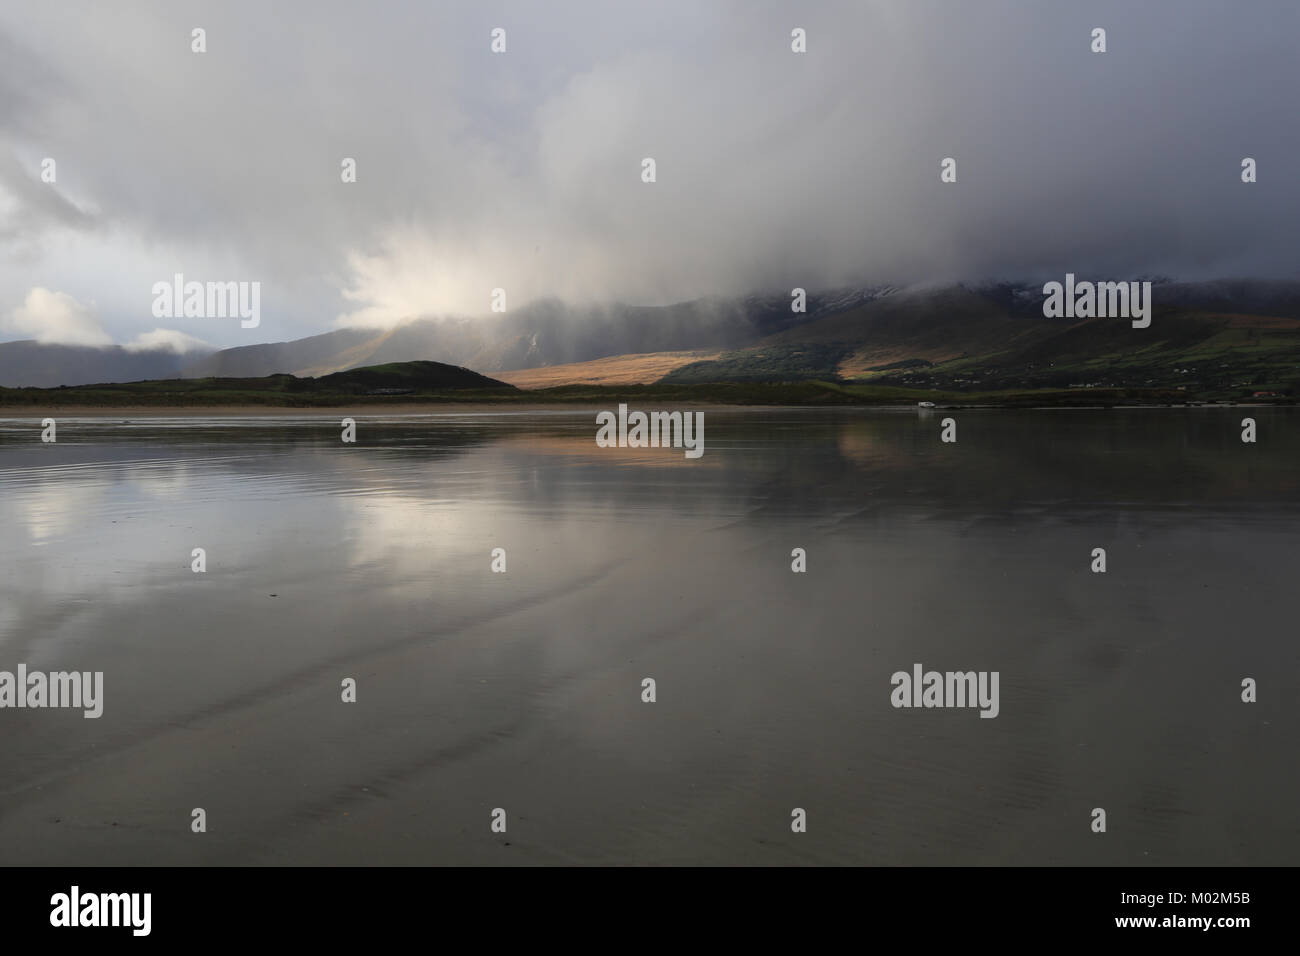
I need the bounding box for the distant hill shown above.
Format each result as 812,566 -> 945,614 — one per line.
0,357 -> 1274,408
0,360 -> 516,408
662,280 -> 1300,399
179,277 -> 1300,398
0,340 -> 205,387
306,361 -> 513,392
5,279 -> 1300,399
3,290 -> 885,388
177,327 -> 374,379
177,288 -> 893,381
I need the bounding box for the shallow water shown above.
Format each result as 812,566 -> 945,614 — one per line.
0,407 -> 1296,865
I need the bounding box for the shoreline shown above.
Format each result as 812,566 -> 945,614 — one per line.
0,400 -> 1291,418
0,401 -> 757,418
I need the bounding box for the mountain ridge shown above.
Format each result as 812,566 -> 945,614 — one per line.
4,279 -> 1300,394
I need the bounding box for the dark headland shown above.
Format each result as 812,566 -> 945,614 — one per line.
0,357 -> 1292,411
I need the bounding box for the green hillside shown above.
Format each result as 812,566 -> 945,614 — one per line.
662,291 -> 1300,401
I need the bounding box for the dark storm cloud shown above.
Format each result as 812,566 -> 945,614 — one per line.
1,0 -> 1296,345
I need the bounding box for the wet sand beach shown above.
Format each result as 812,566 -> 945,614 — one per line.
0,408 -> 1296,865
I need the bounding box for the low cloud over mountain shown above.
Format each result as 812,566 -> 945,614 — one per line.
3,1 -> 1298,351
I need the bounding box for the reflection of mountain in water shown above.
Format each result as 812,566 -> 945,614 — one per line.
5,409 -> 1295,521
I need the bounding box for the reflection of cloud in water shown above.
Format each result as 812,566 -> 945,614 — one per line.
339,492 -> 488,576
126,461 -> 197,501
7,477 -> 108,544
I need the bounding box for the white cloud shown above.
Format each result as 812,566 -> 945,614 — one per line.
2,287 -> 112,346
124,328 -> 212,354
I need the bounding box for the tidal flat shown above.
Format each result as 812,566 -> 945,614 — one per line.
0,408 -> 1295,865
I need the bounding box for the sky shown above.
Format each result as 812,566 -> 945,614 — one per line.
2,0 -> 1298,350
